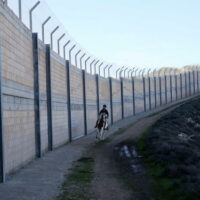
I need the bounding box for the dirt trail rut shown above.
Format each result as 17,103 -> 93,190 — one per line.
90,107 -> 177,200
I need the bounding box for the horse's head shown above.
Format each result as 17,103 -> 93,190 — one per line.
101,113 -> 108,121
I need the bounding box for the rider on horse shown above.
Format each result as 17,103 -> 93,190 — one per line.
95,105 -> 109,129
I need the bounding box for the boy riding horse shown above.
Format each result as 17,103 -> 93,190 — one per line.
95,105 -> 109,130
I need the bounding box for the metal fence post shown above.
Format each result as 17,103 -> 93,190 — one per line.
159,76 -> 162,105
32,33 -> 41,157
170,75 -> 172,103
193,70 -> 195,94
0,29 -> 5,183
143,77 -> 146,112
132,77 -> 136,115
46,44 -> 53,150
66,60 -> 72,142
82,70 -> 87,135
185,72 -> 187,97
109,77 -> 113,125
19,0 -> 22,20
197,70 -> 199,92
175,74 -> 178,101
154,76 -> 157,108
148,77 -> 151,110
164,75 -> 167,104
189,71 -> 191,96
121,77 -> 124,118
96,74 -> 100,118
180,73 -> 183,99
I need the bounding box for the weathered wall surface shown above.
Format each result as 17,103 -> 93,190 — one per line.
0,4 -> 35,174
85,73 -> 97,133
134,79 -> 144,114
99,77 -> 111,121
38,43 -> 48,152
51,53 -> 68,147
161,77 -> 165,105
70,67 -> 84,139
123,79 -> 133,117
149,78 -> 155,109
0,1 -> 200,177
112,79 -> 121,122
144,78 -> 150,110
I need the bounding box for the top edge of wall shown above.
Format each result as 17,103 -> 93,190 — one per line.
85,72 -> 96,79
0,1 -> 32,40
112,78 -> 120,83
99,76 -> 109,82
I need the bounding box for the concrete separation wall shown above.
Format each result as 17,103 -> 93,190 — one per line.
0,1 -> 200,181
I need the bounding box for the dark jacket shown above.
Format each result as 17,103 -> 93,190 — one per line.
99,109 -> 109,118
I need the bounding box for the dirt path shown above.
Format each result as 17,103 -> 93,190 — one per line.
90,107 -> 177,200
91,142 -> 133,200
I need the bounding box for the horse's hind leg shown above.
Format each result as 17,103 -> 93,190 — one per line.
96,131 -> 98,139
100,128 -> 104,140
96,129 -> 100,140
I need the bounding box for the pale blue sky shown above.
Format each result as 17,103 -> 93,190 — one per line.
7,0 -> 199,71
45,0 -> 200,69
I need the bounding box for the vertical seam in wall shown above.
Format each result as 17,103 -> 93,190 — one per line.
120,78 -> 124,119
193,71 -> 195,94
96,74 -> 99,118
0,23 -> 5,183
170,75 -> 172,102
165,76 -> 167,104
154,77 -> 157,108
185,73 -> 187,97
143,77 -> 146,112
197,71 -> 199,92
132,77 -> 135,115
175,75 -> 178,101
148,77 -> 151,110
109,77 -> 113,124
180,74 -> 183,99
159,77 -> 162,105
189,72 -> 191,96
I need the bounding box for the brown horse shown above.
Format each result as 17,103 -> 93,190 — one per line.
96,113 -> 108,140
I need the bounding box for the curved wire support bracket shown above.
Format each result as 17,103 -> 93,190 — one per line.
29,1 -> 40,32
108,65 -> 113,77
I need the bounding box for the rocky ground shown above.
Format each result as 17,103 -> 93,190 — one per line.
137,98 -> 200,200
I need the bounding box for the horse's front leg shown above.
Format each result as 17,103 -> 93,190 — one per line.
96,129 -> 100,140
100,128 -> 104,140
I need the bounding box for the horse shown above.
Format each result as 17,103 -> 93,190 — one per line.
96,113 -> 108,140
